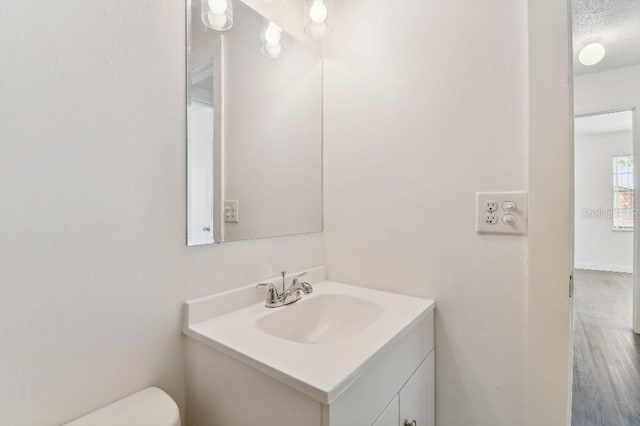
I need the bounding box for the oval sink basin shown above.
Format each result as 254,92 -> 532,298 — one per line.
255,294 -> 384,344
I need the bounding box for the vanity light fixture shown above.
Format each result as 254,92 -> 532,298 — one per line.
261,21 -> 284,59
304,0 -> 330,40
578,42 -> 606,66
201,0 -> 233,31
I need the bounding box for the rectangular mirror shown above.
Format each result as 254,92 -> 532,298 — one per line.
187,0 -> 323,245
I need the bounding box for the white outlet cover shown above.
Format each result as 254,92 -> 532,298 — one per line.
484,213 -> 498,225
484,200 -> 498,212
476,192 -> 527,235
224,200 -> 239,223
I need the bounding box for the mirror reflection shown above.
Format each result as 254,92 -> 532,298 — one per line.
187,0 -> 323,246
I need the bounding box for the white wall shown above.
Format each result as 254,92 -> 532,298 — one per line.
323,0 -> 529,424
574,65 -> 640,115
0,1 -> 324,425
574,130 -> 633,272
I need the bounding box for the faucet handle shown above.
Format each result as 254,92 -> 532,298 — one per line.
256,283 -> 279,302
291,272 -> 308,284
257,282 -> 278,291
291,272 -> 313,294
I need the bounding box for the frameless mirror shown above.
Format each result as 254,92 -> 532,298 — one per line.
187,0 -> 323,245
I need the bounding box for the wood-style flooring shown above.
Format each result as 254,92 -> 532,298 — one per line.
572,269 -> 640,426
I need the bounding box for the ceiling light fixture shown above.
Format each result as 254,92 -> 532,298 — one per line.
261,21 -> 284,59
578,43 -> 606,66
304,0 -> 330,40
201,0 -> 233,31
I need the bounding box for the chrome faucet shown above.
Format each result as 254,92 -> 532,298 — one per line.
256,282 -> 301,308
289,272 -> 313,295
256,271 -> 313,308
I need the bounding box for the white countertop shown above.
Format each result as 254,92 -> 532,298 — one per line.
184,277 -> 435,404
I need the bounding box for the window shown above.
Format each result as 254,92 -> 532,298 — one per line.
612,155 -> 634,230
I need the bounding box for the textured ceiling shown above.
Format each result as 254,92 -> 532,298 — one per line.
573,0 -> 640,74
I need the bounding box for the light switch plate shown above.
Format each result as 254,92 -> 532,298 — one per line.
224,200 -> 239,223
476,192 -> 527,235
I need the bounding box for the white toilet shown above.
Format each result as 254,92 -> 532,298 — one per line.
63,387 -> 180,426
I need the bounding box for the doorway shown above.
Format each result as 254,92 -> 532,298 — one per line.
569,0 -> 640,423
572,109 -> 639,425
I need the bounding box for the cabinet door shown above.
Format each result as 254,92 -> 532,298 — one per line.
399,351 -> 435,426
372,395 -> 399,426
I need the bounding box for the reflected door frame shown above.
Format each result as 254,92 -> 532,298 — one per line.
186,0 -> 225,245
213,35 -> 225,243
574,107 -> 639,334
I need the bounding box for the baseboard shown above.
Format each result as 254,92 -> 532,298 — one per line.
574,263 -> 633,274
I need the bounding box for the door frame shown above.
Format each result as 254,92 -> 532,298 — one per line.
528,0 -> 640,423
635,108 -> 639,333
526,0 -> 574,425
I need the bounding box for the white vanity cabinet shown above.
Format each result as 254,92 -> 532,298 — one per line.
320,308 -> 434,426
373,352 -> 435,426
374,395 -> 399,426
183,272 -> 435,426
186,309 -> 435,426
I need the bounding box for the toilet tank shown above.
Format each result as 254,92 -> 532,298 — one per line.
63,387 -> 180,426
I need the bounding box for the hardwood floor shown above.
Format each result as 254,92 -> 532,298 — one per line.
572,269 -> 640,426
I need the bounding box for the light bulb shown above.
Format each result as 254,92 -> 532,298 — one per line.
264,42 -> 282,58
264,23 -> 282,44
579,43 -> 606,66
309,0 -> 328,23
208,0 -> 227,14
206,11 -> 228,30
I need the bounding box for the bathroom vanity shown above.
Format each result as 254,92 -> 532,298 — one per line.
184,3 -> 434,423
183,267 -> 435,426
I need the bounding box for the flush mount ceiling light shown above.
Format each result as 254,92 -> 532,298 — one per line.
201,0 -> 233,31
578,43 -> 606,66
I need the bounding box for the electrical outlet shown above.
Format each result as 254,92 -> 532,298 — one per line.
484,200 -> 498,212
476,192 -> 527,234
224,200 -> 239,223
485,214 -> 498,225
